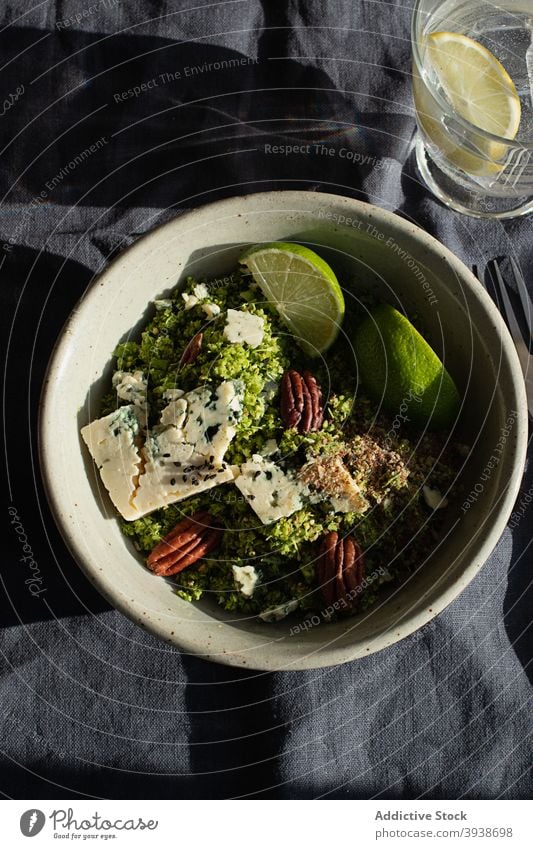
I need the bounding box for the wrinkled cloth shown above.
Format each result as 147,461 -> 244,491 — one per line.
1,0 -> 531,799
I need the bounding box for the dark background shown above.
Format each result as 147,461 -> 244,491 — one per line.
1,0 -> 531,799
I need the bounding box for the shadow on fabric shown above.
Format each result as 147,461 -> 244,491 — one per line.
181,654 -> 287,798
503,461 -> 533,685
0,23 -> 373,212
2,245 -> 109,628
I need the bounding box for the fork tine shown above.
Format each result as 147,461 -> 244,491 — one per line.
492,259 -> 533,420
492,260 -> 524,345
509,256 -> 532,343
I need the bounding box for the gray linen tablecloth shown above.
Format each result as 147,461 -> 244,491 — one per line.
1,0 -> 531,799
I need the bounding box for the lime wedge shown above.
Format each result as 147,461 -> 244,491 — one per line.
240,242 -> 345,356
426,31 -> 521,173
353,304 -> 460,431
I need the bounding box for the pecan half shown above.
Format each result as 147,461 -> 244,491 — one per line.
146,510 -> 222,577
281,369 -> 324,433
180,331 -> 203,366
316,531 -> 365,610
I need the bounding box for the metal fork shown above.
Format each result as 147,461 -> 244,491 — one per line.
488,258 -> 533,419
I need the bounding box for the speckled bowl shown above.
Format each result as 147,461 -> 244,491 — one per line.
40,191 -> 527,670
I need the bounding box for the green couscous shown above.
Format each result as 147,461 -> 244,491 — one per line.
87,265 -> 463,623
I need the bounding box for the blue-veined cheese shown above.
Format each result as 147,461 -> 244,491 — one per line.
162,388 -> 184,403
232,564 -> 259,597
82,380 -> 244,519
181,283 -> 210,310
182,292 -> 198,310
202,302 -> 221,319
132,433 -> 234,516
80,405 -> 143,521
112,370 -> 147,410
262,439 -> 279,457
299,455 -> 370,515
130,379 -> 244,516
259,599 -> 299,622
223,309 -> 264,348
422,484 -> 448,510
260,379 -> 278,401
183,380 -> 243,465
234,455 -> 306,524
193,283 -> 209,299
154,298 -> 172,311
159,396 -> 187,428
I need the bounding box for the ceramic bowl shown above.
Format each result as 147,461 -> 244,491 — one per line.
39,191 -> 527,670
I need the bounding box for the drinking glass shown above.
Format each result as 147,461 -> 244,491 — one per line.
412,0 -> 533,218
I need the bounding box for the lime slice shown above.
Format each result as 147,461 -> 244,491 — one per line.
425,31 -> 521,173
353,304 -> 460,431
240,242 -> 345,356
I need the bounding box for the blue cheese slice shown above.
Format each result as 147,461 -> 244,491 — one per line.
223,309 -> 264,348
131,379 -> 243,517
80,405 -> 143,521
183,380 -> 243,466
132,434 -> 234,516
82,380 -> 244,520
181,292 -> 198,310
234,455 -> 306,524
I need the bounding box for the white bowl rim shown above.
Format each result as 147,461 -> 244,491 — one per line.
39,190 -> 528,670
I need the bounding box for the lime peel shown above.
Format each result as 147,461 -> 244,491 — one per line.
353,304 -> 460,431
240,242 -> 345,356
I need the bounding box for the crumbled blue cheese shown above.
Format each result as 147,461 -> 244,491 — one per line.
330,494 -> 368,514
182,285 -> 213,313
162,388 -> 184,403
259,599 -> 299,622
328,464 -> 369,513
260,379 -> 278,401
193,283 -> 209,299
154,298 -> 172,311
112,370 -> 147,410
202,302 -> 221,319
159,396 -> 188,428
262,439 -> 279,457
299,455 -> 370,515
232,565 -> 259,597
422,485 -> 448,510
223,309 -> 264,348
234,455 -> 306,524
80,405 -> 143,521
182,292 -> 199,310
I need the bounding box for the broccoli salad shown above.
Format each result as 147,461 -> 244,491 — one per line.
81,265 -> 464,623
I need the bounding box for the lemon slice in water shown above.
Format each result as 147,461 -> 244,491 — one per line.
426,31 -> 521,174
